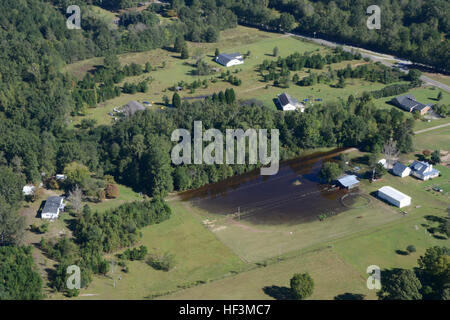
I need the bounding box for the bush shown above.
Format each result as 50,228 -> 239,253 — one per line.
290,273 -> 314,300
406,245 -> 416,254
147,251 -> 175,271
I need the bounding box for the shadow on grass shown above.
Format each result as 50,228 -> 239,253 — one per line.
396,250 -> 409,256
262,285 -> 295,300
334,293 -> 365,300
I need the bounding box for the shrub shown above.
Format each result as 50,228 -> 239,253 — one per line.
147,251 -> 175,271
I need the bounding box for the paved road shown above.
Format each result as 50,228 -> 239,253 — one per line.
286,32 -> 450,92
414,122 -> 450,134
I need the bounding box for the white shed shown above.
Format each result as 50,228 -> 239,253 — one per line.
377,186 -> 411,208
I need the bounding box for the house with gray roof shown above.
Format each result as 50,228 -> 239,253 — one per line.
215,53 -> 244,67
41,196 -> 65,220
392,162 -> 411,178
391,94 -> 432,115
277,93 -> 305,111
409,160 -> 440,181
122,101 -> 146,116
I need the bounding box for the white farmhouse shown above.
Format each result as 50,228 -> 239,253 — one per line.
377,186 -> 411,208
277,93 -> 305,111
41,196 -> 65,220
215,53 -> 244,67
409,160 -> 440,181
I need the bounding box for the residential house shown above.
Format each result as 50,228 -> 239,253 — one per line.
277,93 -> 305,112
391,94 -> 432,115
215,53 -> 244,67
409,160 -> 440,181
392,162 -> 411,178
41,196 -> 65,220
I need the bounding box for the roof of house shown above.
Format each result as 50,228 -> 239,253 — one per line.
337,175 -> 360,187
378,186 -> 411,201
410,160 -> 440,177
391,94 -> 432,112
216,53 -> 243,65
278,93 -> 300,107
42,196 -> 63,214
392,162 -> 410,175
122,101 -> 145,116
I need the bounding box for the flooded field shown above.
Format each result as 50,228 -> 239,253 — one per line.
180,149 -> 356,225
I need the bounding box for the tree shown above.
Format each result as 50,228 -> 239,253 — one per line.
0,196 -> 26,246
290,273 -> 314,300
64,162 -> 91,189
373,163 -> 387,180
431,150 -> 441,164
172,92 -> 181,108
407,69 -> 422,82
68,185 -> 83,215
382,139 -> 400,169
319,162 -> 342,184
418,246 -> 450,298
406,245 -> 416,254
181,45 -> 189,59
437,91 -> 443,101
214,48 -> 220,57
278,12 -> 295,32
105,184 -> 119,199
173,36 -> 185,53
379,269 -> 422,300
273,46 -> 279,57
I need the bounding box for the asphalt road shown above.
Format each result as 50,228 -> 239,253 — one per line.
286,32 -> 450,93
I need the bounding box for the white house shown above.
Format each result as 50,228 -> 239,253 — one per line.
410,160 -> 440,181
22,185 -> 36,196
41,196 -> 65,220
377,186 -> 411,208
277,93 -> 305,112
392,162 -> 411,178
215,53 -> 244,67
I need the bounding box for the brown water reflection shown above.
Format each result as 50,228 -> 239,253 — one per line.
179,148 -> 353,225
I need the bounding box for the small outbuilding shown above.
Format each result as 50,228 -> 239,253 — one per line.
277,93 -> 305,112
215,53 -> 244,67
377,186 -> 411,208
337,175 -> 360,189
23,185 -> 36,196
392,162 -> 411,178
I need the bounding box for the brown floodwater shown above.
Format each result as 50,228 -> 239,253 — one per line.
179,148 -> 353,225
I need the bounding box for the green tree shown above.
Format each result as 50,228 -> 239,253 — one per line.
431,150 -> 441,164
181,45 -> 189,59
273,46 -> 279,57
319,162 -> 342,183
437,91 -> 443,101
279,12 -> 295,31
64,162 -> 91,189
173,36 -> 185,53
172,92 -> 181,108
379,269 -> 422,300
0,196 -> 26,245
290,273 -> 314,300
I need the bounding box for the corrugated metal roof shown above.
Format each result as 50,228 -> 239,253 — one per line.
337,175 -> 360,187
378,186 -> 411,201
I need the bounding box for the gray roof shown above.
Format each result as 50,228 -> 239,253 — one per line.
410,160 -> 440,177
391,94 -> 432,112
337,175 -> 360,188
278,93 -> 299,107
216,53 -> 243,65
42,196 -> 63,214
123,101 -> 145,116
392,162 -> 409,175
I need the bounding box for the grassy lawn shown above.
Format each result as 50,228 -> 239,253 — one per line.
164,247 -> 376,300
414,126 -> 450,151
87,184 -> 143,213
58,200 -> 246,300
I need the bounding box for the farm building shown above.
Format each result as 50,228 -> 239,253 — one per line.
277,93 -> 305,111
337,175 -> 360,189
409,160 -> 440,181
392,162 -> 411,178
215,53 -> 244,67
41,196 -> 65,220
122,101 -> 146,116
391,94 -> 432,115
377,186 -> 411,208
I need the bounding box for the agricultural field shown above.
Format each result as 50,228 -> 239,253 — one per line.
65,25 -> 414,127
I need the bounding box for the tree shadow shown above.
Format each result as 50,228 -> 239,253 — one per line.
396,250 -> 409,256
334,293 -> 365,300
262,285 -> 295,300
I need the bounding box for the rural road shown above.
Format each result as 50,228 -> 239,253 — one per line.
414,122 -> 450,134
286,32 -> 450,93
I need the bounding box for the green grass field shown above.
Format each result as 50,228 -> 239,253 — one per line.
57,200 -> 246,300
414,125 -> 450,151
